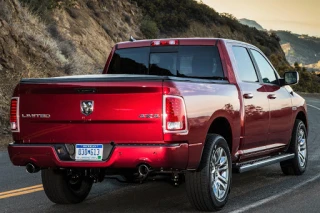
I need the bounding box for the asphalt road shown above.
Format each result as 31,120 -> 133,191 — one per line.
1,96 -> 320,213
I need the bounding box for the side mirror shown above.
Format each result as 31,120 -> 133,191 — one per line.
281,71 -> 299,86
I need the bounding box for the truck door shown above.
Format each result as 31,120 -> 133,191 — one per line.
249,49 -> 293,148
231,46 -> 270,153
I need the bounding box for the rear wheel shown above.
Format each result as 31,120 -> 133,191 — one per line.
185,134 -> 232,211
280,119 -> 308,175
41,169 -> 93,204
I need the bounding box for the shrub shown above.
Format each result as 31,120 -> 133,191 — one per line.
47,24 -> 62,40
123,13 -> 131,24
132,0 -> 219,33
66,7 -> 79,19
0,0 -> 11,22
59,40 -> 75,59
19,0 -> 76,19
270,32 -> 280,42
102,24 -> 113,36
86,1 -> 96,10
140,19 -> 159,39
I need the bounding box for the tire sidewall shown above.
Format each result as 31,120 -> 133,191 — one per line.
206,136 -> 232,208
292,120 -> 308,173
42,169 -> 93,204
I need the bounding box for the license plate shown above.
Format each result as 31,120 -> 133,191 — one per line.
75,144 -> 103,161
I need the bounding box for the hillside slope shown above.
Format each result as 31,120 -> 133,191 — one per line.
276,30 -> 320,67
0,0 -> 319,146
238,18 -> 320,69
0,0 -> 143,138
239,18 -> 264,30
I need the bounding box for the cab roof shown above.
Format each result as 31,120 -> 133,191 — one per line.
115,38 -> 254,49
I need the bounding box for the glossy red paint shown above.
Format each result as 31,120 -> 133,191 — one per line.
8,143 -> 188,169
162,80 -> 241,167
17,81 -> 164,143
116,40 -> 151,50
8,38 -> 308,171
216,40 -> 237,84
114,38 -> 219,53
102,46 -> 115,74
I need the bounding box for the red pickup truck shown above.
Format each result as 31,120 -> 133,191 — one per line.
8,38 -> 308,211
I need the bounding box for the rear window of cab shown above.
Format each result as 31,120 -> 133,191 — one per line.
108,46 -> 224,79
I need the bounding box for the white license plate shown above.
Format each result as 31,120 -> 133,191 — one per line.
75,144 -> 103,161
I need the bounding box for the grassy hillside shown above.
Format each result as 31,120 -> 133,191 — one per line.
0,0 -> 143,139
133,0 -> 289,72
0,0 -> 319,146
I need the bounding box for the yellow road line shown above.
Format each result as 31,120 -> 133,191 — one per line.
0,185 -> 43,199
0,184 -> 43,196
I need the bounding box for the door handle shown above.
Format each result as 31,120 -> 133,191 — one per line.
243,93 -> 254,99
268,94 -> 277,99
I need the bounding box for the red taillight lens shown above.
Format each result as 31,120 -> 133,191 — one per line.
151,40 -> 179,46
10,98 -> 19,131
164,96 -> 187,132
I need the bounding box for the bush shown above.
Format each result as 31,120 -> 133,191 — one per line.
19,0 -> 76,19
47,24 -> 62,40
66,7 -> 80,19
59,40 -> 75,59
132,0 -> 219,33
102,24 -> 113,37
291,63 -> 320,93
140,19 -> 159,39
0,0 -> 12,22
86,1 -> 96,10
123,13 -> 131,24
270,32 -> 280,42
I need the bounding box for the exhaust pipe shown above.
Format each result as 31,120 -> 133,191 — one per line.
138,164 -> 150,178
26,163 -> 40,173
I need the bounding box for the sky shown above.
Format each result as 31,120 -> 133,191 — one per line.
201,0 -> 320,37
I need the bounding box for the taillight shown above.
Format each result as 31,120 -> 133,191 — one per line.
10,97 -> 19,132
163,96 -> 188,133
151,40 -> 179,46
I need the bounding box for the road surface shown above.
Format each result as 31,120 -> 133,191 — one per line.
1,96 -> 320,213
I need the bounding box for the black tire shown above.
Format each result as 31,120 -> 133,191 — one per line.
185,134 -> 232,211
41,169 -> 93,204
280,119 -> 308,175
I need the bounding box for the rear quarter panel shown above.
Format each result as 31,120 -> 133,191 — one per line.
163,81 -> 241,169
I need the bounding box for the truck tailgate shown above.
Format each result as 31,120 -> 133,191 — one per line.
17,76 -> 164,144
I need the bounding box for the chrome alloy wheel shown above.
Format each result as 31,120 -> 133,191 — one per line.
297,127 -> 307,167
210,147 -> 229,201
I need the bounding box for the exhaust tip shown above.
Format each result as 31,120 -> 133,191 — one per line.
26,163 -> 40,173
138,164 -> 150,176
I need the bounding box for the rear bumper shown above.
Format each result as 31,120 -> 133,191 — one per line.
8,143 -> 189,169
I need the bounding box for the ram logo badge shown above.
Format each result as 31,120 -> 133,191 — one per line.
81,101 -> 94,116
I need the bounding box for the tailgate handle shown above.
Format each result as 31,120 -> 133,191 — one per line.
76,88 -> 96,93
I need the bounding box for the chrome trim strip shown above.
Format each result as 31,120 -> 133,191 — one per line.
189,143 -> 202,147
238,153 -> 295,173
241,143 -> 285,154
